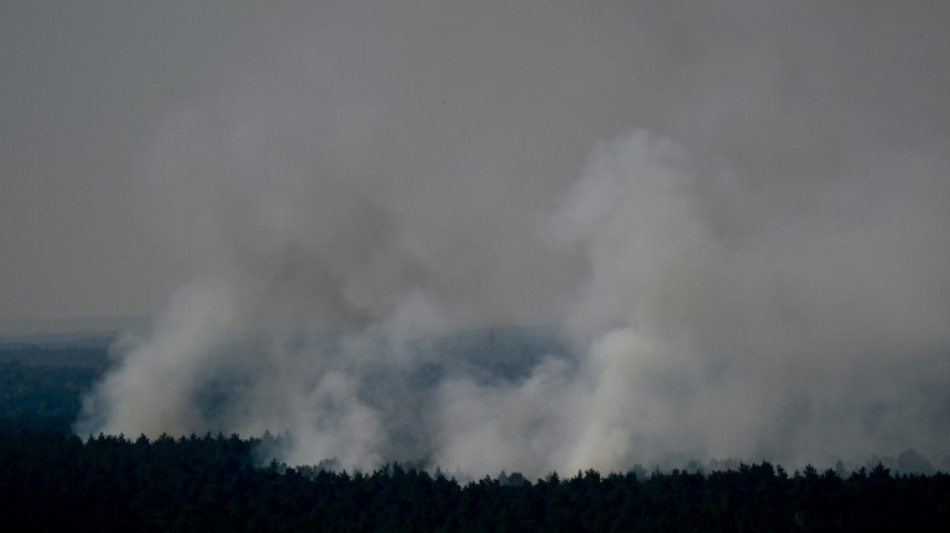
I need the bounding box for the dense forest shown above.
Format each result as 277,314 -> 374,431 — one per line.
4,431 -> 949,532
1,343 -> 949,532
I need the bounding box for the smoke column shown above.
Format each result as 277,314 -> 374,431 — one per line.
77,1 -> 950,476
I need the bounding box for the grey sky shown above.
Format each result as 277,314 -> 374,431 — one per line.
1,1 -> 266,320
4,1 -> 948,324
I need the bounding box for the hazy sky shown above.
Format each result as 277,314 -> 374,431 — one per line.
1,2 -> 268,321
3,1 -> 948,324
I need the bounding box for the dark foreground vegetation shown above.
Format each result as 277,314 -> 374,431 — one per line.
2,431 -> 949,532
2,343 -> 949,532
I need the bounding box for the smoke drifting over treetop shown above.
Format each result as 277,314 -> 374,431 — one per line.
76,1 -> 950,476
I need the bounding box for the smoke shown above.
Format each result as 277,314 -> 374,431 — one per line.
558,130 -> 950,471
77,1 -> 950,476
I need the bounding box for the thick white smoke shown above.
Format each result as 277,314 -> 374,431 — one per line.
77,1 -> 950,477
558,130 -> 950,471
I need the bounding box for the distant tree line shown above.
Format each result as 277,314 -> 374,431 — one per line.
0,342 -> 111,368
0,358 -> 101,434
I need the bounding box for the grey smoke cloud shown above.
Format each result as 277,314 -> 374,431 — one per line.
559,129 -> 950,470
74,1 -> 950,476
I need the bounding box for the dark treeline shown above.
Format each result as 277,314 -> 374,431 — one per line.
1,431 -> 949,532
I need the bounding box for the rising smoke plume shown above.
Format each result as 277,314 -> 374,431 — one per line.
77,1 -> 950,477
